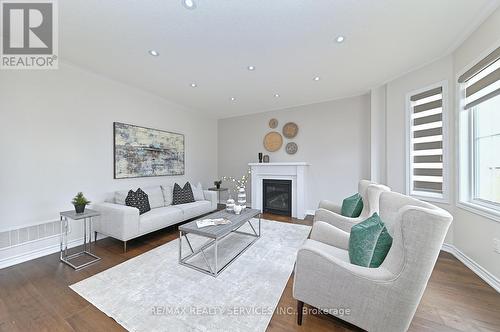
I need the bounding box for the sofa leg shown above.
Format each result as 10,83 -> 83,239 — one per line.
297,300 -> 304,325
94,231 -> 98,243
123,241 -> 127,253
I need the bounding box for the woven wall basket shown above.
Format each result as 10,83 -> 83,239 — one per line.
263,131 -> 283,152
282,122 -> 299,139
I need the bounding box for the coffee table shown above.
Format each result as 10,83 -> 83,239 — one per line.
178,208 -> 261,277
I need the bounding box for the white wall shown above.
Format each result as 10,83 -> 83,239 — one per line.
0,62 -> 217,265
218,95 -> 371,213
382,7 -> 500,280
370,86 -> 387,184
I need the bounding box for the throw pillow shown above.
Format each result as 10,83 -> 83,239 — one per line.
341,193 -> 364,217
161,185 -> 173,206
172,182 -> 195,205
125,188 -> 151,215
349,213 -> 393,268
114,190 -> 129,205
192,182 -> 205,201
141,186 -> 164,209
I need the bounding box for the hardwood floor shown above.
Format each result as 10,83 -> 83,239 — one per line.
0,213 -> 499,332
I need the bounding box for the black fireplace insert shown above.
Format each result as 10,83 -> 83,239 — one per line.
263,179 -> 292,216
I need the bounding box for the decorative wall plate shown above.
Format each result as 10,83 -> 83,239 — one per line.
263,131 -> 283,152
269,118 -> 278,129
283,122 -> 299,138
286,142 -> 298,155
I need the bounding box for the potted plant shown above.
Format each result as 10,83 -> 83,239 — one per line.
72,192 -> 91,214
214,180 -> 222,189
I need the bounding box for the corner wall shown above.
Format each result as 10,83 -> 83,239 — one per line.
370,85 -> 387,184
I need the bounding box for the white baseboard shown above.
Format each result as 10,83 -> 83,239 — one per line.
0,237 -> 85,270
306,209 -> 316,216
441,243 -> 500,293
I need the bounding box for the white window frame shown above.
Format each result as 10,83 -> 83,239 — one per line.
456,44 -> 500,222
405,81 -> 449,204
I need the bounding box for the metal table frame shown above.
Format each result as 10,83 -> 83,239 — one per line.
179,214 -> 261,278
60,209 -> 101,270
207,187 -> 228,204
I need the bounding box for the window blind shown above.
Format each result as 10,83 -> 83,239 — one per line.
410,86 -> 444,195
458,46 -> 500,109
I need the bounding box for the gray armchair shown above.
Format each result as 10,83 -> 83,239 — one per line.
293,191 -> 453,332
314,179 -> 390,232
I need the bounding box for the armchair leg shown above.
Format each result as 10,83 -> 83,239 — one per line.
297,300 -> 304,325
94,231 -> 98,243
123,241 -> 127,253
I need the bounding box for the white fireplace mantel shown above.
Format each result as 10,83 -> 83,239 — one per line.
249,162 -> 310,219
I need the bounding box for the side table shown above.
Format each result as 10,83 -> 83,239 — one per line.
60,209 -> 101,270
208,187 -> 229,204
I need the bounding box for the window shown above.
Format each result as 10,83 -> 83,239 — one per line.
459,46 -> 500,216
406,84 -> 447,201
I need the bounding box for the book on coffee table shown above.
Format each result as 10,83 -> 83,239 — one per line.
196,218 -> 231,228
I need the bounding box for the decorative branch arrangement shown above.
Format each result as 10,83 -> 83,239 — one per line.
221,168 -> 252,190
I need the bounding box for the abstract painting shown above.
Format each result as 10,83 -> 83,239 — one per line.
114,122 -> 185,179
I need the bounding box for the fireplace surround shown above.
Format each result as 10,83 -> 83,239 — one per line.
249,162 -> 309,219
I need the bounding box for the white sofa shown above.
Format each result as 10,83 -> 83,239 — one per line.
92,184 -> 217,251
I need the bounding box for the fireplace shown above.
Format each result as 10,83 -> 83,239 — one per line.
249,162 -> 309,218
263,179 -> 292,216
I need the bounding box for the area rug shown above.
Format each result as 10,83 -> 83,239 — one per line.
70,219 -> 311,332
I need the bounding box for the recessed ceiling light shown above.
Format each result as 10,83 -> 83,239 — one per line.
182,0 -> 196,9
230,97 -> 236,101
190,83 -> 197,88
336,36 -> 345,43
313,76 -> 321,81
148,50 -> 159,56
247,65 -> 255,71
274,93 -> 280,98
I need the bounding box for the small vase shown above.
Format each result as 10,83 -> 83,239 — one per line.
74,204 -> 86,214
226,198 -> 235,212
237,187 -> 246,210
258,152 -> 263,163
233,204 -> 242,215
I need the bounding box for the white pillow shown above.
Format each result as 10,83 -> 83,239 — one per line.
142,186 -> 164,209
114,190 -> 129,205
161,185 -> 173,206
192,182 -> 205,201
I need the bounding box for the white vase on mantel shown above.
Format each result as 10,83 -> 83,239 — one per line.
237,187 -> 247,210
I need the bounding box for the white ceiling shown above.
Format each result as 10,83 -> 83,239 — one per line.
60,0 -> 499,118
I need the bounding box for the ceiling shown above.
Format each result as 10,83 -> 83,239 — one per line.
60,0 -> 499,118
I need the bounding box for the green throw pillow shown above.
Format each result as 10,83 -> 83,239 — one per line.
341,193 -> 363,217
349,213 -> 393,268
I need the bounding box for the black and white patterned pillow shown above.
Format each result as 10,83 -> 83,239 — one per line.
125,188 -> 151,215
172,182 -> 195,205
